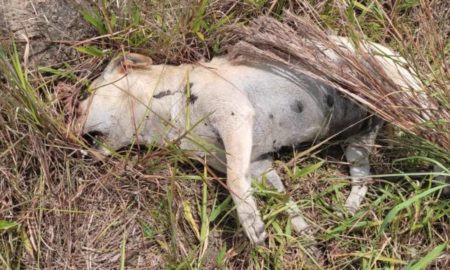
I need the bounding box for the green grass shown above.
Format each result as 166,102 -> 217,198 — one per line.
1,0 -> 449,269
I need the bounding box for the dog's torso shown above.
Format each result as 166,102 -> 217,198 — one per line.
153,57 -> 367,171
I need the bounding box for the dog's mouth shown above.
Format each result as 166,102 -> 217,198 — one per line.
82,130 -> 106,149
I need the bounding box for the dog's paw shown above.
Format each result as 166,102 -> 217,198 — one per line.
344,197 -> 361,215
238,208 -> 267,245
344,185 -> 368,215
245,219 -> 267,245
291,215 -> 311,234
344,202 -> 358,215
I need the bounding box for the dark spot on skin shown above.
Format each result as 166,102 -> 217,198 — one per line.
183,82 -> 196,104
153,90 -> 172,99
269,113 -> 274,119
204,122 -> 208,126
231,112 -> 235,116
183,82 -> 194,94
290,100 -> 304,114
188,94 -> 198,104
326,94 -> 334,107
273,140 -> 276,145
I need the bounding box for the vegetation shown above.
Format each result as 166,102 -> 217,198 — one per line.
1,0 -> 449,269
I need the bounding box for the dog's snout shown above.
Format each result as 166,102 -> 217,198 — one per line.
82,131 -> 105,148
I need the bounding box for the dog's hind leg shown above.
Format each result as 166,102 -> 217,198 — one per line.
343,120 -> 382,214
250,158 -> 310,234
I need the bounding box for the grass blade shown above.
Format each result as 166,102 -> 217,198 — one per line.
406,243 -> 447,270
293,160 -> 325,179
380,184 -> 448,233
0,220 -> 19,231
182,200 -> 200,241
119,231 -> 127,270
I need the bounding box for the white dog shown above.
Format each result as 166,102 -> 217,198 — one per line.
76,37 -> 422,244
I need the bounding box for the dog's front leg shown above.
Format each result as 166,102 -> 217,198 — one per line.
218,108 -> 266,245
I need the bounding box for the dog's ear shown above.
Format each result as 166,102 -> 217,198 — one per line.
122,53 -> 153,68
103,53 -> 153,78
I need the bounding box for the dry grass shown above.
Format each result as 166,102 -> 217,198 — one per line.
1,0 -> 449,269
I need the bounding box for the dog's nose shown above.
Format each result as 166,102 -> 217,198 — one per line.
75,99 -> 89,135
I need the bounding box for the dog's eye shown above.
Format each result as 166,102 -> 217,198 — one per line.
82,131 -> 105,148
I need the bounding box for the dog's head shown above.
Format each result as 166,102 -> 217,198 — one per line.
76,53 -> 157,154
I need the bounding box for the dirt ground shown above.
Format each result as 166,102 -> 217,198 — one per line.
1,0 -> 95,66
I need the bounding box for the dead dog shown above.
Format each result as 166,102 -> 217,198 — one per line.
76,36 -> 423,245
